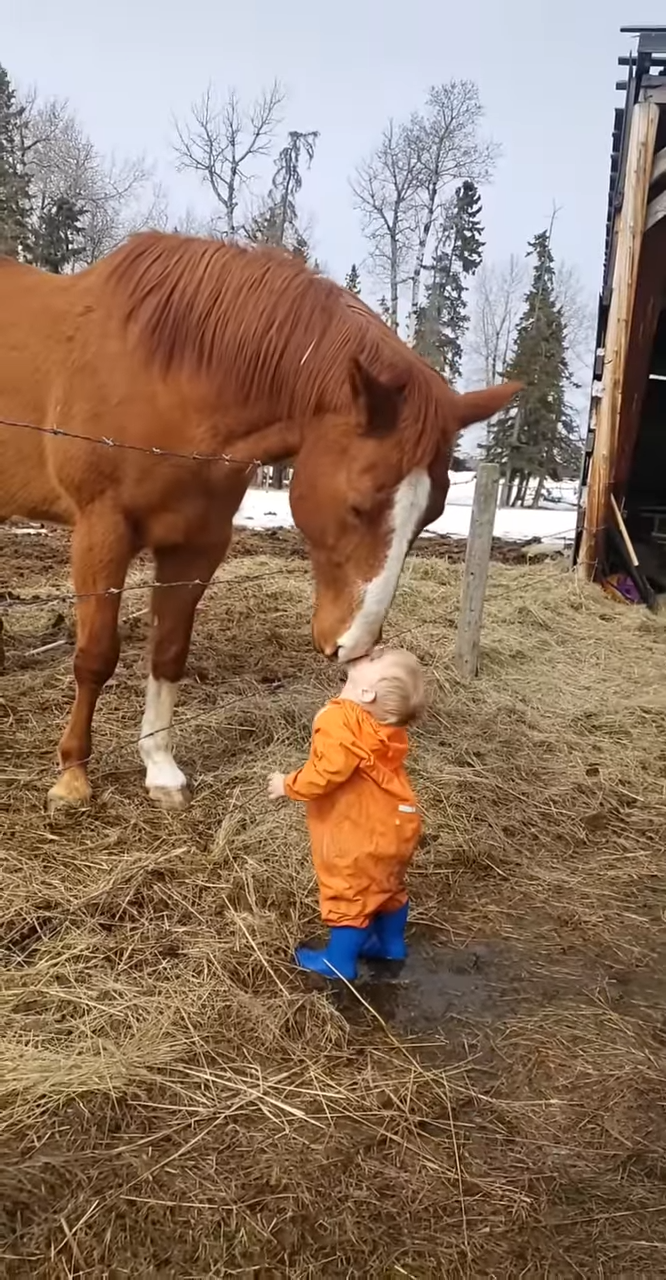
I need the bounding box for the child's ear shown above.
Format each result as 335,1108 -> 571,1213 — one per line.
359,687 -> 377,706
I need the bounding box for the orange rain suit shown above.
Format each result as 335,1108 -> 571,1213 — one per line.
284,699 -> 421,928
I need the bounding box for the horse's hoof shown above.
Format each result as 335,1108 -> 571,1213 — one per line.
148,785 -> 192,811
46,772 -> 93,818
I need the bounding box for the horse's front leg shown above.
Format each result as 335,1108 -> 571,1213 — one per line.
47,507 -> 133,815
140,539 -> 229,809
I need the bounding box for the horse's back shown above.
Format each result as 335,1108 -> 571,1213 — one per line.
0,254 -> 251,536
0,259 -> 82,522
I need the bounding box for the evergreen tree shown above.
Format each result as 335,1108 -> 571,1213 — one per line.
377,295 -> 391,325
485,229 -> 581,505
0,64 -> 32,259
413,180 -> 484,385
32,195 -> 85,273
292,226 -> 313,265
344,263 -> 361,296
246,129 -> 318,254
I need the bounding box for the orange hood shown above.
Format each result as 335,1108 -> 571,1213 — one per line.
323,698 -> 409,778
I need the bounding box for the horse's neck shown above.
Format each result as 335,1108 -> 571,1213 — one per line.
219,414 -> 305,466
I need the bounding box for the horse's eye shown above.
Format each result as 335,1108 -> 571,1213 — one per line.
350,502 -> 370,522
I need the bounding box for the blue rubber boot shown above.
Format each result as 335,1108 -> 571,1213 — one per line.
360,901 -> 409,961
294,924 -> 371,980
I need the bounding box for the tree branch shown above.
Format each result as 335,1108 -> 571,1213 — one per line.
172,81 -> 285,237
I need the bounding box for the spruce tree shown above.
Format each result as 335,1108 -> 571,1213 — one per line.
32,195 -> 85,273
292,227 -> 311,263
413,180 -> 484,385
485,230 -> 581,505
0,64 -> 32,259
344,263 -> 361,296
377,295 -> 391,325
246,129 -> 318,255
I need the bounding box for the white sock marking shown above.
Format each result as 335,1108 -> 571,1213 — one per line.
139,676 -> 188,792
336,469 -> 431,662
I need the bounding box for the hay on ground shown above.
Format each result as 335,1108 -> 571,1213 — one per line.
1,536 -> 666,1277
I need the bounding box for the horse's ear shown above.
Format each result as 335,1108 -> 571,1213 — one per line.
225,418 -> 303,464
456,380 -> 523,430
349,358 -> 407,438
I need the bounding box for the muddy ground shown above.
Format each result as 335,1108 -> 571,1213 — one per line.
0,516 -> 562,589
1,524 -> 665,1277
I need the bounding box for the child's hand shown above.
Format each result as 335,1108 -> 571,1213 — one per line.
267,771 -> 286,800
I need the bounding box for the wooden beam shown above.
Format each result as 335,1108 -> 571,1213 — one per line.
454,463 -> 499,679
650,145 -> 666,188
640,80 -> 666,105
646,188 -> 666,230
577,98 -> 660,582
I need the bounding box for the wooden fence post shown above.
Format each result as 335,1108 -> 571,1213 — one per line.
454,462 -> 500,679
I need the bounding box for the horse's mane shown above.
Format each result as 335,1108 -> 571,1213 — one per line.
103,233 -> 452,457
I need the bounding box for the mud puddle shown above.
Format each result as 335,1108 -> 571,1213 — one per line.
325,935 -> 532,1037
326,932 -> 663,1042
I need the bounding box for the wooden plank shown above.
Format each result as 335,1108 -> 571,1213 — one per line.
454,463 -> 499,679
609,495 -> 657,608
577,98 -> 660,582
610,494 -> 639,566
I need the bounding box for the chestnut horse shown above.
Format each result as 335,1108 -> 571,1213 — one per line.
0,233 -> 519,813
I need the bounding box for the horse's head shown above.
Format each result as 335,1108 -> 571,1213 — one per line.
292,365 -> 520,660
236,362 -> 521,662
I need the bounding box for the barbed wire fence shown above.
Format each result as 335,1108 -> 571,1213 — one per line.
0,413 -> 512,481
0,409 -> 576,621
1,523 -> 577,619
0,414 -> 264,468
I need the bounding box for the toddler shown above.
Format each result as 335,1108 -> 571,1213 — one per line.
268,647 -> 424,980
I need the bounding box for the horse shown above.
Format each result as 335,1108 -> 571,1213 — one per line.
0,232 -> 519,814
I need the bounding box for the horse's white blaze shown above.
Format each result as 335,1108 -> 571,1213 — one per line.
336,469 -> 431,663
139,676 -> 188,792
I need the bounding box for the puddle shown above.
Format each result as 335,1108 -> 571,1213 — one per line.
329,936 -> 523,1035
316,933 -> 666,1048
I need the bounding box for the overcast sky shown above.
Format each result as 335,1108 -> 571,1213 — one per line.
4,2 -> 664,307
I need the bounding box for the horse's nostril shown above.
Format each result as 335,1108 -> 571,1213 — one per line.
314,630 -> 339,660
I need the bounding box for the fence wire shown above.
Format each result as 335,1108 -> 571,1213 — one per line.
1,409 -> 575,622
0,414 -> 259,468
0,525 -> 576,621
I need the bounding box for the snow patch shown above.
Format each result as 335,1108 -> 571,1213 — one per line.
235,476 -> 577,545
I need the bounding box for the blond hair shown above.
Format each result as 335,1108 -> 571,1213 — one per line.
373,649 -> 426,727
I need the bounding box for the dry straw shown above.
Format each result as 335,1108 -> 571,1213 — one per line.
2,526 -> 666,1275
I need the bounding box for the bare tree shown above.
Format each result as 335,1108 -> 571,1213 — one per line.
554,260 -> 596,383
166,206 -> 220,237
350,119 -> 422,329
22,93 -> 158,263
172,81 -> 285,237
408,83 -> 495,327
351,81 -> 496,333
468,256 -> 527,386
